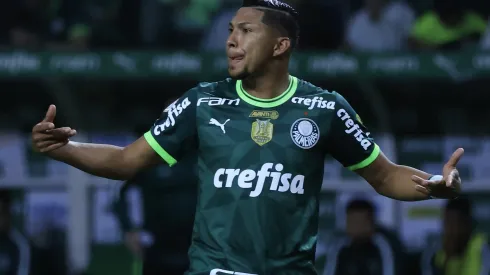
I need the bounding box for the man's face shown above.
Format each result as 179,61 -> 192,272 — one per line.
227,7 -> 277,79
346,210 -> 374,240
0,202 -> 10,232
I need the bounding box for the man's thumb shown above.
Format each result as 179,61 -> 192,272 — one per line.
43,105 -> 56,122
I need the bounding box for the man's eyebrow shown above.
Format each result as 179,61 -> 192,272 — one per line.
229,21 -> 255,27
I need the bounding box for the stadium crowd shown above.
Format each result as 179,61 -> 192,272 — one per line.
1,0 -> 490,51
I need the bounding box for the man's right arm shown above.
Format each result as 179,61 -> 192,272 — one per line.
47,137 -> 160,180
34,88 -> 198,181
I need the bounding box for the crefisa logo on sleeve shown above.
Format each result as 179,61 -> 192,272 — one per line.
337,109 -> 372,150
153,97 -> 191,135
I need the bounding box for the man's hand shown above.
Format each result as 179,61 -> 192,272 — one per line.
31,105 -> 77,153
412,148 -> 464,199
124,231 -> 143,258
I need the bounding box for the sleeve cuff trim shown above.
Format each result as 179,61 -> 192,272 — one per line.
143,131 -> 177,167
347,144 -> 381,171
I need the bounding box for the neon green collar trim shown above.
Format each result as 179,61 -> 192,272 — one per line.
236,76 -> 298,108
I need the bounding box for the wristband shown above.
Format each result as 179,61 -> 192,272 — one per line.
427,175 -> 443,199
428,175 -> 443,181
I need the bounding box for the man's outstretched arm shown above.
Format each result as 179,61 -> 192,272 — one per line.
48,137 -> 160,180
355,149 -> 463,201
32,105 -> 160,180
326,92 -> 462,201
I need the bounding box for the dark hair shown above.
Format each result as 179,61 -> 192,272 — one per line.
346,198 -> 375,216
242,0 -> 300,49
445,197 -> 472,218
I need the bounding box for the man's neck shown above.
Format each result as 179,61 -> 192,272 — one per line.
241,72 -> 290,100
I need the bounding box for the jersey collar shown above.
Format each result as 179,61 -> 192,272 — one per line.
236,75 -> 298,108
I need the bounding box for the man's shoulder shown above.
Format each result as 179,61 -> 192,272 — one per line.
193,78 -> 235,97
293,78 -> 343,102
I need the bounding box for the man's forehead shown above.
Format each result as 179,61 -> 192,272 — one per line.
231,7 -> 265,24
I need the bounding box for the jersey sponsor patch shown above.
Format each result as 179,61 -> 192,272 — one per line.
213,163 -> 305,197
337,109 -> 372,150
290,118 -> 320,149
249,110 -> 279,146
197,97 -> 240,106
291,96 -> 335,110
249,110 -> 279,119
153,97 -> 191,136
251,119 -> 273,146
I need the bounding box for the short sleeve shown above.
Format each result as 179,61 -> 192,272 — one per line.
326,93 -> 380,170
144,88 -> 197,167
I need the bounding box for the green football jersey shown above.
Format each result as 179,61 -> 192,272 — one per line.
144,76 -> 380,275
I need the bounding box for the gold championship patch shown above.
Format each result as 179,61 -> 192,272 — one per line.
251,119 -> 274,146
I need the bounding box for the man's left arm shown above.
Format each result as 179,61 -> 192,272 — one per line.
326,93 -> 462,201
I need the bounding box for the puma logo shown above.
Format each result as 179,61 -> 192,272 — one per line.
209,118 -> 230,134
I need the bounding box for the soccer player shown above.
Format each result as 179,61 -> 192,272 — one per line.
0,189 -> 31,275
31,0 -> 463,274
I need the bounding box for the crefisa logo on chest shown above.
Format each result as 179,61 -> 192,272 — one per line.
290,118 -> 320,149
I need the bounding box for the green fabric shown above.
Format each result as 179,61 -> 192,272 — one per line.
411,11 -> 487,45
434,232 -> 487,275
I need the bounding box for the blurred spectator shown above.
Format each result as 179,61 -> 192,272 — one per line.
325,199 -> 405,275
0,189 -> 31,275
294,0 -> 345,50
345,0 -> 415,52
0,0 -> 91,50
89,0 -> 141,48
409,0 -> 486,50
420,198 -> 490,275
480,18 -> 490,49
139,0 -> 177,47
201,8 -> 236,51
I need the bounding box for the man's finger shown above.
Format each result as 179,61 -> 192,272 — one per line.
32,132 -> 57,142
49,127 -> 77,138
446,173 -> 454,187
37,140 -> 61,149
445,148 -> 464,169
39,141 -> 68,153
415,184 -> 430,195
411,175 -> 429,186
33,122 -> 55,133
42,105 -> 56,123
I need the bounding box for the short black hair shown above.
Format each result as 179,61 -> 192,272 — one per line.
242,0 -> 300,49
346,198 -> 375,216
445,197 -> 472,218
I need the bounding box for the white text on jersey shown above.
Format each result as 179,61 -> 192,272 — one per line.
153,97 -> 191,135
197,97 -> 240,106
291,96 -> 335,110
337,109 -> 372,150
213,163 -> 304,197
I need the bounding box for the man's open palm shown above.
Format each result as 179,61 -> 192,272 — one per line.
412,148 -> 464,199
31,105 -> 77,153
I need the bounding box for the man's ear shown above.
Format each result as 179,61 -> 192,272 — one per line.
273,37 -> 291,56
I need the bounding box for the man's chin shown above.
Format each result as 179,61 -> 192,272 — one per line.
228,69 -> 249,80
